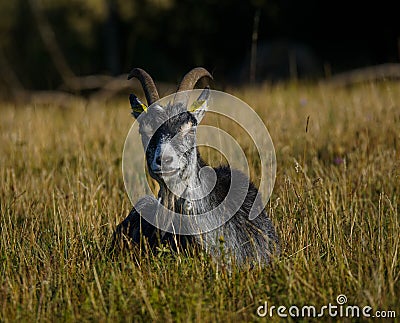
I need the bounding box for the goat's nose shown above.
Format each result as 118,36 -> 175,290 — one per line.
156,153 -> 173,166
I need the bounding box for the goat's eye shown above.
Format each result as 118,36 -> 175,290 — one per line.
180,123 -> 196,136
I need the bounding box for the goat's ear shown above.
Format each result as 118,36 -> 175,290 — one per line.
189,87 -> 210,123
130,94 -> 148,119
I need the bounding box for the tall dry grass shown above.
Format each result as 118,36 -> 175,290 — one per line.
0,82 -> 399,321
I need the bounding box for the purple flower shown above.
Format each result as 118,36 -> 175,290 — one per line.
300,98 -> 308,106
334,157 -> 344,165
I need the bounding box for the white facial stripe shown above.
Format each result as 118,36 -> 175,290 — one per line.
141,124 -> 153,137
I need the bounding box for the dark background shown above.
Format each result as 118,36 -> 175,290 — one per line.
0,0 -> 399,92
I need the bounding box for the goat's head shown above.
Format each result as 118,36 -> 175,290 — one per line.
128,68 -> 213,188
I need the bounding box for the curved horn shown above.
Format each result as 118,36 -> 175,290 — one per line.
177,67 -> 213,92
128,68 -> 159,105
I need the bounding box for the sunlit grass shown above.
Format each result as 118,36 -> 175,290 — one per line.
1,82 -> 399,321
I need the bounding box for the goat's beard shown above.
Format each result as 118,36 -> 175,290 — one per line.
157,152 -> 200,201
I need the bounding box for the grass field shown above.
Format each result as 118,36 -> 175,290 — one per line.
1,82 -> 399,321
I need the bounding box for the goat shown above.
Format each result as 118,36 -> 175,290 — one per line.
112,67 -> 279,266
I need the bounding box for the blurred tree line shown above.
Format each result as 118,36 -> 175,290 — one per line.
0,0 -> 398,93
